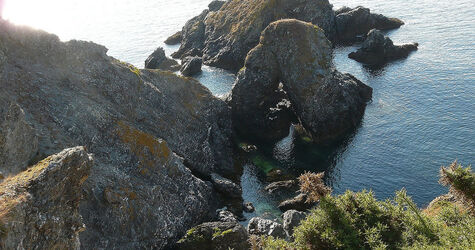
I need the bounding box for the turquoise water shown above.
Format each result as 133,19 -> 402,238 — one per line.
4,0 -> 474,219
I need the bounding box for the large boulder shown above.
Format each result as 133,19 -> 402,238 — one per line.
164,31 -> 183,45
0,20 -> 234,248
145,47 -> 180,71
282,210 -> 307,236
180,56 -> 203,76
0,147 -> 92,249
229,19 -> 372,144
176,221 -> 249,250
349,29 -> 418,65
335,6 -> 404,43
247,217 -> 286,239
211,173 -> 242,199
278,193 -> 314,212
265,180 -> 298,194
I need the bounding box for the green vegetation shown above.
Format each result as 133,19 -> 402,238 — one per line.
256,163 -> 475,249
213,227 -> 233,238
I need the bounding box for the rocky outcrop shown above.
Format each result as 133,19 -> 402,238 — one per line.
349,29 -> 418,65
335,6 -> 404,43
229,19 -> 372,144
164,31 -> 182,45
208,0 -> 226,12
176,221 -> 249,250
279,193 -> 314,212
145,47 -> 180,71
172,9 -> 209,59
0,103 -> 39,177
180,56 -> 203,76
211,173 -> 242,199
282,210 -> 307,236
0,147 -> 92,250
247,217 -> 286,239
0,20 -> 234,248
265,180 -> 298,194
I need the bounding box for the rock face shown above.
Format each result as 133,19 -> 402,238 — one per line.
335,6 -> 404,43
0,20 -> 235,248
164,31 -> 183,45
0,147 -> 92,250
0,103 -> 39,177
247,217 -> 286,239
180,56 -> 203,76
176,221 -> 249,250
145,47 -> 180,71
208,0 -> 226,12
229,19 -> 372,144
349,29 -> 418,65
172,9 -> 209,59
211,173 -> 242,199
282,210 -> 307,236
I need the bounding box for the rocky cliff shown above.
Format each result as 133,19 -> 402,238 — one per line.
229,19 -> 372,144
0,147 -> 92,249
0,20 -> 234,248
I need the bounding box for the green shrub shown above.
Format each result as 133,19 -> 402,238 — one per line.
439,161 -> 475,212
259,163 -> 475,249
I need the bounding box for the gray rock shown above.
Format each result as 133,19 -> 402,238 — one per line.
211,173 -> 242,198
243,202 -> 255,213
278,193 -> 314,212
335,6 -> 404,43
208,0 -> 226,12
217,209 -> 239,223
0,147 -> 92,250
164,31 -> 183,45
0,20 -> 234,249
282,210 -> 307,236
144,47 -> 180,71
172,10 -> 208,59
180,56 -> 203,76
265,180 -> 298,194
247,217 -> 286,239
229,19 -> 372,144
0,103 -> 39,176
349,29 -> 418,65
176,221 -> 249,250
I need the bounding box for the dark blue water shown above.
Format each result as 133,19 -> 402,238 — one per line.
5,0 -> 473,220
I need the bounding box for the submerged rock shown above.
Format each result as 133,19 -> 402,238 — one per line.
282,210 -> 307,236
176,221 -> 249,250
180,56 -> 203,76
0,147 -> 92,250
0,20 -> 234,249
247,217 -> 286,239
243,202 -> 255,213
278,193 -> 314,212
229,19 -> 372,144
144,47 -> 180,71
349,29 -> 418,65
335,6 -> 404,43
164,31 -> 183,45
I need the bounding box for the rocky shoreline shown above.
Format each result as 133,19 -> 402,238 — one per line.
0,0 -> 425,249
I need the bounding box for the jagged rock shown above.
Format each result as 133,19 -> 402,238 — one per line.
202,0 -> 336,72
229,19 -> 372,144
278,193 -> 314,212
0,20 -> 234,249
211,173 -> 242,198
0,103 -> 39,176
164,31 -> 183,45
265,180 -> 298,194
349,29 -> 418,65
217,209 -> 239,223
335,6 -> 404,43
208,0 -> 226,12
172,10 -> 208,59
176,221 -> 249,250
0,147 -> 92,250
243,202 -> 255,213
180,56 -> 203,76
282,210 -> 307,236
145,47 -> 180,71
247,217 -> 286,239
